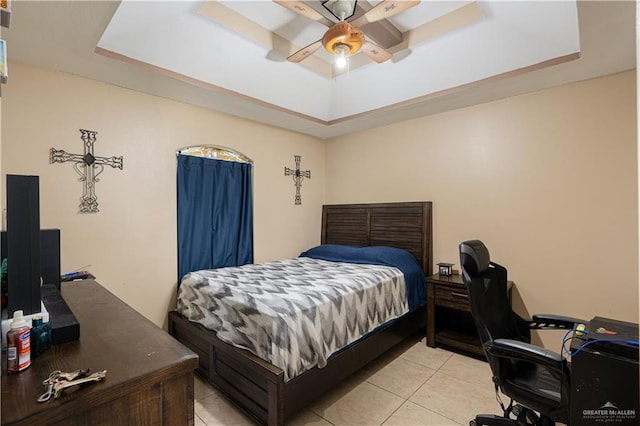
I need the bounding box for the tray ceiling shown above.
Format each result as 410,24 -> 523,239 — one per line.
3,1 -> 636,139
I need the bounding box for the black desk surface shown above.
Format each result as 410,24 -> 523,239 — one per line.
575,316 -> 639,360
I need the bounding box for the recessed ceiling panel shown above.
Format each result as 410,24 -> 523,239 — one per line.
97,0 -> 581,123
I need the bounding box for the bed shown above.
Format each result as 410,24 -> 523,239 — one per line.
169,201 -> 433,425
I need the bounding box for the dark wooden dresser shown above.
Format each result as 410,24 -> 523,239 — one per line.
1,279 -> 198,425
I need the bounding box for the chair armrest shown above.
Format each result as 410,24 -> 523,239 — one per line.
486,338 -> 563,369
530,314 -> 586,330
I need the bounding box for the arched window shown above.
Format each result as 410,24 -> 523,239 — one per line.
176,145 -> 252,164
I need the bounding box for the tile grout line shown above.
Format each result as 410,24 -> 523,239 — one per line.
400,349 -> 472,425
371,346 -> 461,425
308,404 -> 338,426
411,351 -> 498,425
195,412 -> 206,426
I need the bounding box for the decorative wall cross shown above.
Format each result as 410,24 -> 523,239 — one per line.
284,155 -> 311,205
50,129 -> 123,213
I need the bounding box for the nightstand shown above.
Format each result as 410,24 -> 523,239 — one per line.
426,273 -> 511,357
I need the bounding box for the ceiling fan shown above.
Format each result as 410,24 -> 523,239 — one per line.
274,0 -> 420,68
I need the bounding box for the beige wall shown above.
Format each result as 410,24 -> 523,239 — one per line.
326,70 -> 638,347
2,62 -> 638,350
1,62 -> 326,328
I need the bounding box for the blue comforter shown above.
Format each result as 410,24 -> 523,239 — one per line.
299,244 -> 426,310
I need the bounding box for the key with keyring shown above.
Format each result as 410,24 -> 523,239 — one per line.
52,370 -> 107,398
37,371 -> 61,403
37,381 -> 56,403
37,369 -> 91,403
55,368 -> 90,382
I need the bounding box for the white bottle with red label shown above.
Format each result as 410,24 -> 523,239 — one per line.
7,310 -> 31,374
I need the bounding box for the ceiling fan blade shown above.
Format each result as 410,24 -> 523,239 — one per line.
273,0 -> 326,22
287,39 -> 323,63
350,0 -> 419,28
361,41 -> 392,63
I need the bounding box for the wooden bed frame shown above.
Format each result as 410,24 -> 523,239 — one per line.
169,201 -> 433,425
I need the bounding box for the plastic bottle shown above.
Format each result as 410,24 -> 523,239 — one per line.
7,310 -> 31,374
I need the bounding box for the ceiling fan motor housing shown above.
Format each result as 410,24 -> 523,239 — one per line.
322,21 -> 364,55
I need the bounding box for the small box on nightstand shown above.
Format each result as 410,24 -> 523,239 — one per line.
437,263 -> 454,276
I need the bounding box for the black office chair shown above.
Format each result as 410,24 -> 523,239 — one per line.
459,240 -> 584,426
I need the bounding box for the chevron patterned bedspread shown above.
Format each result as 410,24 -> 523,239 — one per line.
176,257 -> 409,381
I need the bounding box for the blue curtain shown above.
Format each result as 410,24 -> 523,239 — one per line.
177,155 -> 253,281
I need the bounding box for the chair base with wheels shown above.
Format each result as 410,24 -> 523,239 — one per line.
471,402 -> 557,425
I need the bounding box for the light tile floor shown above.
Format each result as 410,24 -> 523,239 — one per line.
194,335 -> 502,426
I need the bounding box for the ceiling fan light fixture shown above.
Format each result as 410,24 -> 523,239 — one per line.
322,22 -> 364,56
279,0 -> 404,66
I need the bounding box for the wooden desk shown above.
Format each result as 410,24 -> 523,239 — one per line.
1,280 -> 198,425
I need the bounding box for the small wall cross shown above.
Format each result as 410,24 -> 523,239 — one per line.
284,155 -> 311,205
50,129 -> 123,213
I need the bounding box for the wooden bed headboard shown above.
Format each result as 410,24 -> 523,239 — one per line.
321,202 -> 433,276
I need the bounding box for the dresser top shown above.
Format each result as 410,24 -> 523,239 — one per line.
1,279 -> 197,424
